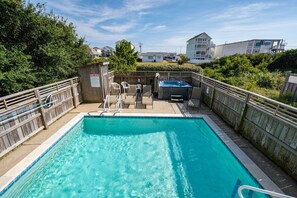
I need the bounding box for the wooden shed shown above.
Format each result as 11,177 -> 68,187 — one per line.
77,62 -> 110,102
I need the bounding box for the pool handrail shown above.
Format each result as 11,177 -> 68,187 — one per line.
237,185 -> 295,198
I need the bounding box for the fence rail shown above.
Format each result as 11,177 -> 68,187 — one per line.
0,77 -> 82,158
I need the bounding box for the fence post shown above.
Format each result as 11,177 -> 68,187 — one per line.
34,89 -> 48,129
167,72 -> 170,80
210,82 -> 216,109
70,79 -> 78,108
235,93 -> 250,132
3,100 -> 8,109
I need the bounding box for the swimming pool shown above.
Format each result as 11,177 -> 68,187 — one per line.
1,115 -> 270,197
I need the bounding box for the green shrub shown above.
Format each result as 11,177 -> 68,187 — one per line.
177,60 -> 184,65
136,63 -> 203,73
256,72 -> 285,89
268,49 -> 297,72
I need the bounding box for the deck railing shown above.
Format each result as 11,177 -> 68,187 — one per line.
0,77 -> 82,157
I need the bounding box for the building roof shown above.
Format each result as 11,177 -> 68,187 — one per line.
88,47 -> 100,56
216,39 -> 284,47
187,32 -> 212,42
141,52 -> 177,55
102,46 -> 115,51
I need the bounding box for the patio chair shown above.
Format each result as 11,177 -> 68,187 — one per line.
122,85 -> 137,106
110,82 -> 121,95
103,82 -> 122,111
142,85 -> 153,109
121,81 -> 130,93
187,87 -> 202,108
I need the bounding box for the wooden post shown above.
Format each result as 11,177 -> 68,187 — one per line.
235,93 -> 250,132
70,79 -> 78,108
3,100 -> 8,109
274,104 -> 280,116
210,82 -> 216,109
34,89 -> 48,129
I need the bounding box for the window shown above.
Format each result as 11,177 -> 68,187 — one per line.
157,56 -> 161,59
148,56 -> 153,59
255,42 -> 261,47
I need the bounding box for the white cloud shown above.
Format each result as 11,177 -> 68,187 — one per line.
209,2 -> 282,21
100,21 -> 136,33
40,0 -> 171,46
140,23 -> 153,31
153,25 -> 167,30
123,0 -> 169,12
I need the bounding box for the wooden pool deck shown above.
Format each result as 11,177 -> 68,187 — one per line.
0,101 -> 296,196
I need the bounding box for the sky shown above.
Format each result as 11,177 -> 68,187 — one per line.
28,0 -> 297,53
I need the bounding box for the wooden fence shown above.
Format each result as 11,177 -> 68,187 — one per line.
0,77 -> 82,157
115,71 -> 297,180
280,73 -> 297,101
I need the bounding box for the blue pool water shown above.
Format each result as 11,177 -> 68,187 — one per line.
2,117 -> 266,197
159,80 -> 192,88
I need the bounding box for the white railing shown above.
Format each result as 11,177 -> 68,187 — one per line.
117,95 -> 122,112
237,185 -> 295,198
103,95 -> 110,112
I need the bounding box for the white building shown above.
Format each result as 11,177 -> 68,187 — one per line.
141,52 -> 177,62
102,46 -> 115,57
186,32 -> 215,63
88,46 -> 101,58
214,39 -> 286,58
93,47 -> 102,56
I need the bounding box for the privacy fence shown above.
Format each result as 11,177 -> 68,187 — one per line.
115,71 -> 297,180
0,77 -> 82,158
280,73 -> 297,101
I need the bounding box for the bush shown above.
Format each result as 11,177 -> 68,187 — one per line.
177,60 -> 183,65
136,63 -> 203,73
268,49 -> 297,72
256,72 -> 284,89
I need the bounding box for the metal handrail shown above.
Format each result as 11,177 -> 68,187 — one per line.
117,94 -> 122,112
237,185 -> 295,198
103,95 -> 109,112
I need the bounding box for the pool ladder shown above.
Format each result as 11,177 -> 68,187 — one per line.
238,185 -> 295,198
103,94 -> 122,113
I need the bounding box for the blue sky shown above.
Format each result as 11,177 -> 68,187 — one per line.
28,0 -> 297,53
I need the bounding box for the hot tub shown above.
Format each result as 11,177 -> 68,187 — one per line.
158,80 -> 192,100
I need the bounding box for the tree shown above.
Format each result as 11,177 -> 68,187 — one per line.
0,44 -> 36,95
109,41 -> 138,71
177,54 -> 189,65
0,0 -> 90,95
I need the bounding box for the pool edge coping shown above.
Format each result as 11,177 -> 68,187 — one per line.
0,112 -> 283,195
